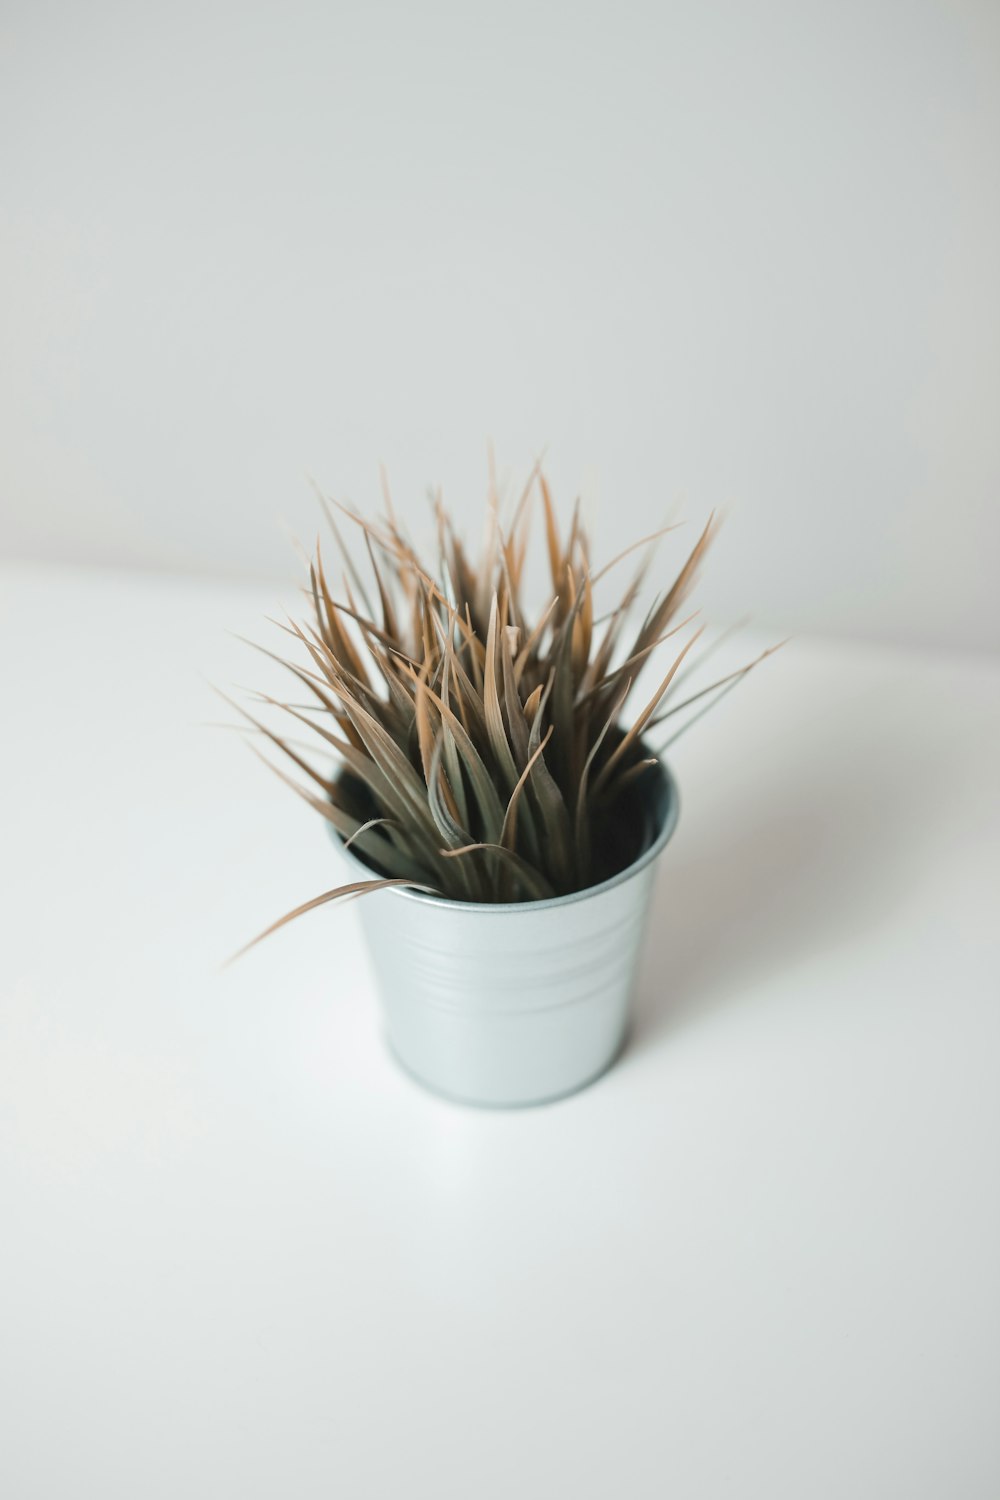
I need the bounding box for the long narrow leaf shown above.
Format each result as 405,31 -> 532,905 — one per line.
227,877 -> 436,964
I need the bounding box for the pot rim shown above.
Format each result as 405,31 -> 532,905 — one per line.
333,754 -> 680,917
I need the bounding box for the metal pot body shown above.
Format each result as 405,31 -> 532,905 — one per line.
337,759 -> 678,1107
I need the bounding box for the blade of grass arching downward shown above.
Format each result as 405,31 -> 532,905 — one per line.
341,817 -> 399,853
439,843 -> 556,902
226,877 -> 438,964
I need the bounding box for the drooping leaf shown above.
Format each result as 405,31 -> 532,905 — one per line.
227,876 -> 437,964
439,842 -> 556,902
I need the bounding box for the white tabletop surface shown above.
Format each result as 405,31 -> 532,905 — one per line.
2,561 -> 998,1499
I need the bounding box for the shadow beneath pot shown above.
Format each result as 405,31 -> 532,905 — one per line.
626,674 -> 949,1051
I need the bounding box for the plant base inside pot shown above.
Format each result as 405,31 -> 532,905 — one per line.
331,750 -> 679,1108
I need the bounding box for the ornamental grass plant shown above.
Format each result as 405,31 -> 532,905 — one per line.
230,467 -> 777,954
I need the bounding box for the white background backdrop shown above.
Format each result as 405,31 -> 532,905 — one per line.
4,8 -> 1000,1494
2,0 -> 998,648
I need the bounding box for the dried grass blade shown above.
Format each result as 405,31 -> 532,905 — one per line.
426,740 -> 481,899
523,675 -> 575,889
314,487 -> 376,618
341,699 -> 440,840
438,653 -> 470,828
500,726 -> 553,853
655,643 -> 786,751
648,642 -> 785,729
439,843 -> 556,902
631,514 -> 716,657
313,542 -> 371,688
396,665 -> 506,841
227,877 -> 435,964
523,683 -> 544,725
580,611 -> 700,708
500,623 -> 531,768
667,616 -> 752,694
539,474 -> 565,601
216,689 -> 333,792
592,627 -> 704,796
484,593 -> 519,793
414,677 -> 436,786
342,817 -> 399,853
589,522 -> 680,585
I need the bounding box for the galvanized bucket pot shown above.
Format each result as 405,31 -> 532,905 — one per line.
333,758 -> 679,1108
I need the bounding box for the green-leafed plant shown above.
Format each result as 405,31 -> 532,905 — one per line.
231,469 -> 777,953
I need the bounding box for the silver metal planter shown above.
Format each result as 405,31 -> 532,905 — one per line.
333,757 -> 679,1108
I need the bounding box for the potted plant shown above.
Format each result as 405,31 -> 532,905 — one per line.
230,469 -> 775,1106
